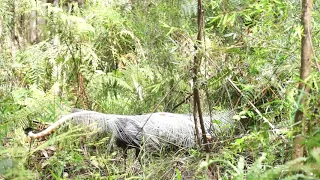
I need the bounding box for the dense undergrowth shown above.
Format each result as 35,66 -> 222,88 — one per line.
0,0 -> 320,179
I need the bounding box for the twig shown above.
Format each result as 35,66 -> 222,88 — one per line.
226,78 -> 275,130
228,78 -> 287,140
136,74 -> 188,137
171,93 -> 192,111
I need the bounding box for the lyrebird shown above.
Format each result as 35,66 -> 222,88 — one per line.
27,109 -> 235,160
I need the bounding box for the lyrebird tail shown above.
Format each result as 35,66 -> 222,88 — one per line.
28,111 -> 104,138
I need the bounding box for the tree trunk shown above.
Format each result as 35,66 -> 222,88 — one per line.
192,0 -> 210,152
10,0 -> 17,58
293,0 -> 313,159
29,1 -> 38,44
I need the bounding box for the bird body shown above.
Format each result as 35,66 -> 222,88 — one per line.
28,110 -> 235,152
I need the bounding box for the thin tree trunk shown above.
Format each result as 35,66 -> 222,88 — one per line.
193,103 -> 201,147
29,1 -> 38,44
10,0 -> 17,58
193,0 -> 210,152
293,0 -> 313,159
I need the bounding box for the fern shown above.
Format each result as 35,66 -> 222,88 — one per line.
5,85 -> 68,130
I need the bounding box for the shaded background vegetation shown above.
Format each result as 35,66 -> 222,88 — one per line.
0,0 -> 319,179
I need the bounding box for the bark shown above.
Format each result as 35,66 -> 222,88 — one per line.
29,2 -> 38,44
10,0 -> 17,58
293,0 -> 313,159
193,103 -> 201,146
193,0 -> 210,152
